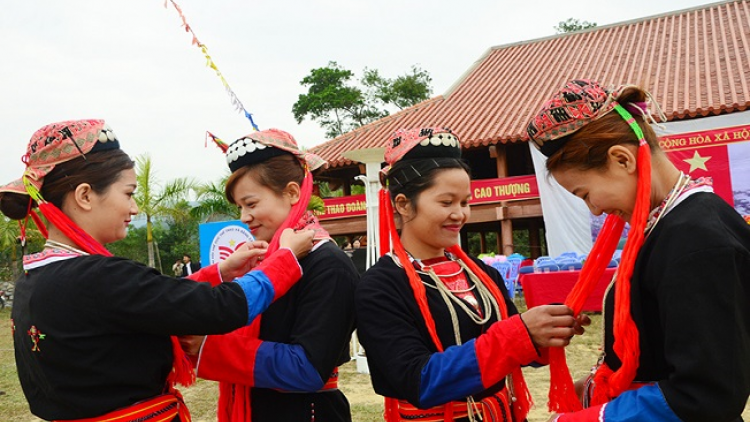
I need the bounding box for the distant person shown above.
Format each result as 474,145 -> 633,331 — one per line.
181,253 -> 200,276
0,119 -> 314,422
526,80 -> 750,421
352,238 -> 361,249
172,258 -> 184,277
342,241 -> 353,258
355,127 -> 586,422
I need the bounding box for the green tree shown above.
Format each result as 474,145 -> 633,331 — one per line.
108,225 -> 149,265
192,175 -> 239,222
555,18 -> 597,33
0,216 -> 44,280
162,200 -> 201,270
293,62 -> 432,139
133,154 -> 195,270
362,66 -> 432,110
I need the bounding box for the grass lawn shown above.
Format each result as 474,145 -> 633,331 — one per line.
0,306 -> 748,421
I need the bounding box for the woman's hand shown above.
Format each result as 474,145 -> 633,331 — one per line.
520,304 -> 578,348
178,335 -> 205,356
279,228 -> 315,259
218,240 -> 269,281
573,313 -> 591,336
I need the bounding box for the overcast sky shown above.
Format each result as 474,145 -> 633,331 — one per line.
0,0 -> 717,191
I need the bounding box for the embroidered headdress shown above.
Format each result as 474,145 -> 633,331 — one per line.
379,127 -> 461,188
212,128 -> 326,173
1,119 -> 120,198
0,119 -> 123,254
527,79 -> 659,412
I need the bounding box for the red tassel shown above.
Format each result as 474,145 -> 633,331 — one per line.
607,143 -> 650,396
167,336 -> 196,387
29,210 -> 48,239
546,213 -> 625,411
548,141 -> 652,410
511,367 -> 534,422
378,189 -> 392,257
547,348 -> 583,412
591,363 -> 614,405
267,170 -> 313,254
38,202 -> 111,256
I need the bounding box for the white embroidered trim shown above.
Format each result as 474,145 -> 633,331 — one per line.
23,251 -> 80,271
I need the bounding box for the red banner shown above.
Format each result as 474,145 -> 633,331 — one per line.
668,145 -> 733,206
660,123 -> 750,207
659,124 -> 750,151
315,194 -> 366,220
470,175 -> 539,204
317,175 -> 540,220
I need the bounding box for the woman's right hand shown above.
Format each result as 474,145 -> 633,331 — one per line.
519,304 -> 577,348
279,228 -> 315,258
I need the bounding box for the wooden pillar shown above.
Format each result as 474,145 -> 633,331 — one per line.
497,201 -> 515,256
529,218 -> 541,259
501,220 -> 513,256
343,179 -> 351,196
460,229 -> 469,250
491,146 -> 511,255
489,145 -> 508,178
479,232 -> 486,253
496,223 -> 502,254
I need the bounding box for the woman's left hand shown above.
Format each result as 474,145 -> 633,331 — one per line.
218,240 -> 269,281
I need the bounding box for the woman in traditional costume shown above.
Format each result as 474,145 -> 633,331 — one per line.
182,128 -> 358,421
525,80 -> 750,421
0,119 -> 315,422
355,127 -> 586,422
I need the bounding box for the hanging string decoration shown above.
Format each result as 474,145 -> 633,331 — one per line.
164,0 -> 259,131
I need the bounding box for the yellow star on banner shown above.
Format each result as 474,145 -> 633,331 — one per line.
683,151 -> 711,173
229,239 -> 236,247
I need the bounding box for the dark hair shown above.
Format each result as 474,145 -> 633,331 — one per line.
387,158 -> 471,218
545,86 -> 662,173
0,149 -> 135,220
183,254 -> 191,259
225,153 -> 304,204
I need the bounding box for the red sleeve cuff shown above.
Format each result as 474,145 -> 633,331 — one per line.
197,332 -> 263,385
474,314 -> 539,388
187,263 -> 222,286
256,248 -> 302,301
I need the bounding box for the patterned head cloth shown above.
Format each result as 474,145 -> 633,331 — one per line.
526,79 -> 631,157
384,127 -> 460,165
380,127 -> 462,188
0,119 -> 120,198
224,128 -> 326,173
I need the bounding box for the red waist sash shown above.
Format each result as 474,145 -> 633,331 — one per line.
54,392 -> 190,422
321,367 -> 339,390
389,389 -> 513,422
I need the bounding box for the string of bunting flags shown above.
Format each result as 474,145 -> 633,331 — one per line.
164,0 -> 259,131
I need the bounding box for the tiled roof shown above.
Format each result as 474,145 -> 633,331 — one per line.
311,0 -> 750,168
